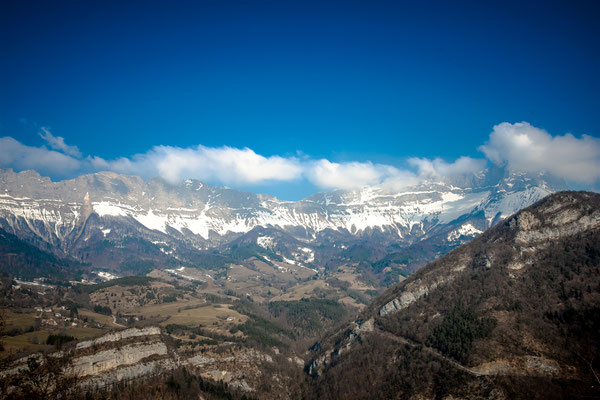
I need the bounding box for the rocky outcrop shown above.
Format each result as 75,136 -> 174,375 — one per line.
82,358 -> 177,389
181,347 -> 279,393
470,356 -> 563,378
514,205 -> 600,244
379,278 -> 448,316
308,318 -> 374,376
76,326 -> 161,350
71,340 -> 169,377
2,326 -> 281,394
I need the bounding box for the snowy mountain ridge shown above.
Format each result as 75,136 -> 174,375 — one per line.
0,167 -> 556,267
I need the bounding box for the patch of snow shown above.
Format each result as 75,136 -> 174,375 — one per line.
97,271 -> 119,281
93,201 -> 129,217
299,264 -> 319,273
165,267 -> 205,282
447,223 -> 483,241
256,236 -> 274,249
14,279 -> 53,288
135,209 -> 168,233
299,247 -> 315,262
261,255 -> 273,263
482,187 -> 552,222
282,257 -> 296,265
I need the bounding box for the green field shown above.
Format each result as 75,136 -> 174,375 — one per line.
2,309 -> 38,331
78,308 -> 121,327
2,326 -> 105,353
135,300 -> 247,328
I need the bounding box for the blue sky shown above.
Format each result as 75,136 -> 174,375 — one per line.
1,0 -> 599,199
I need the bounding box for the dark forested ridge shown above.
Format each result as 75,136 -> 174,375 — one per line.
305,191 -> 600,399
0,228 -> 85,281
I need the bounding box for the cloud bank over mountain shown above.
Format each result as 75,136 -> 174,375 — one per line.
89,145 -> 304,186
480,122 -> 600,184
0,136 -> 81,176
1,122 -> 598,192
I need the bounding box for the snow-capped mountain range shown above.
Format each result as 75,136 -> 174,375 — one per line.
0,167 -> 559,271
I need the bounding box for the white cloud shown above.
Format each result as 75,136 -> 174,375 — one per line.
479,122 -> 600,183
408,156 -> 486,180
305,159 -> 403,190
3,121 -> 597,193
154,145 -> 303,184
0,137 -> 81,176
92,145 -> 303,185
39,127 -> 82,158
377,170 -> 422,191
0,135 -> 490,191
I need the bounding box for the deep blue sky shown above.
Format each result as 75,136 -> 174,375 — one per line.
1,0 -> 599,198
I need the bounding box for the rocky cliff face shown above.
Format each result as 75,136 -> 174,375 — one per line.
2,326 -> 283,395
1,327 -> 173,389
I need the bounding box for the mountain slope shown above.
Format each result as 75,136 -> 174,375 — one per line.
305,191 -> 600,399
0,227 -> 86,281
